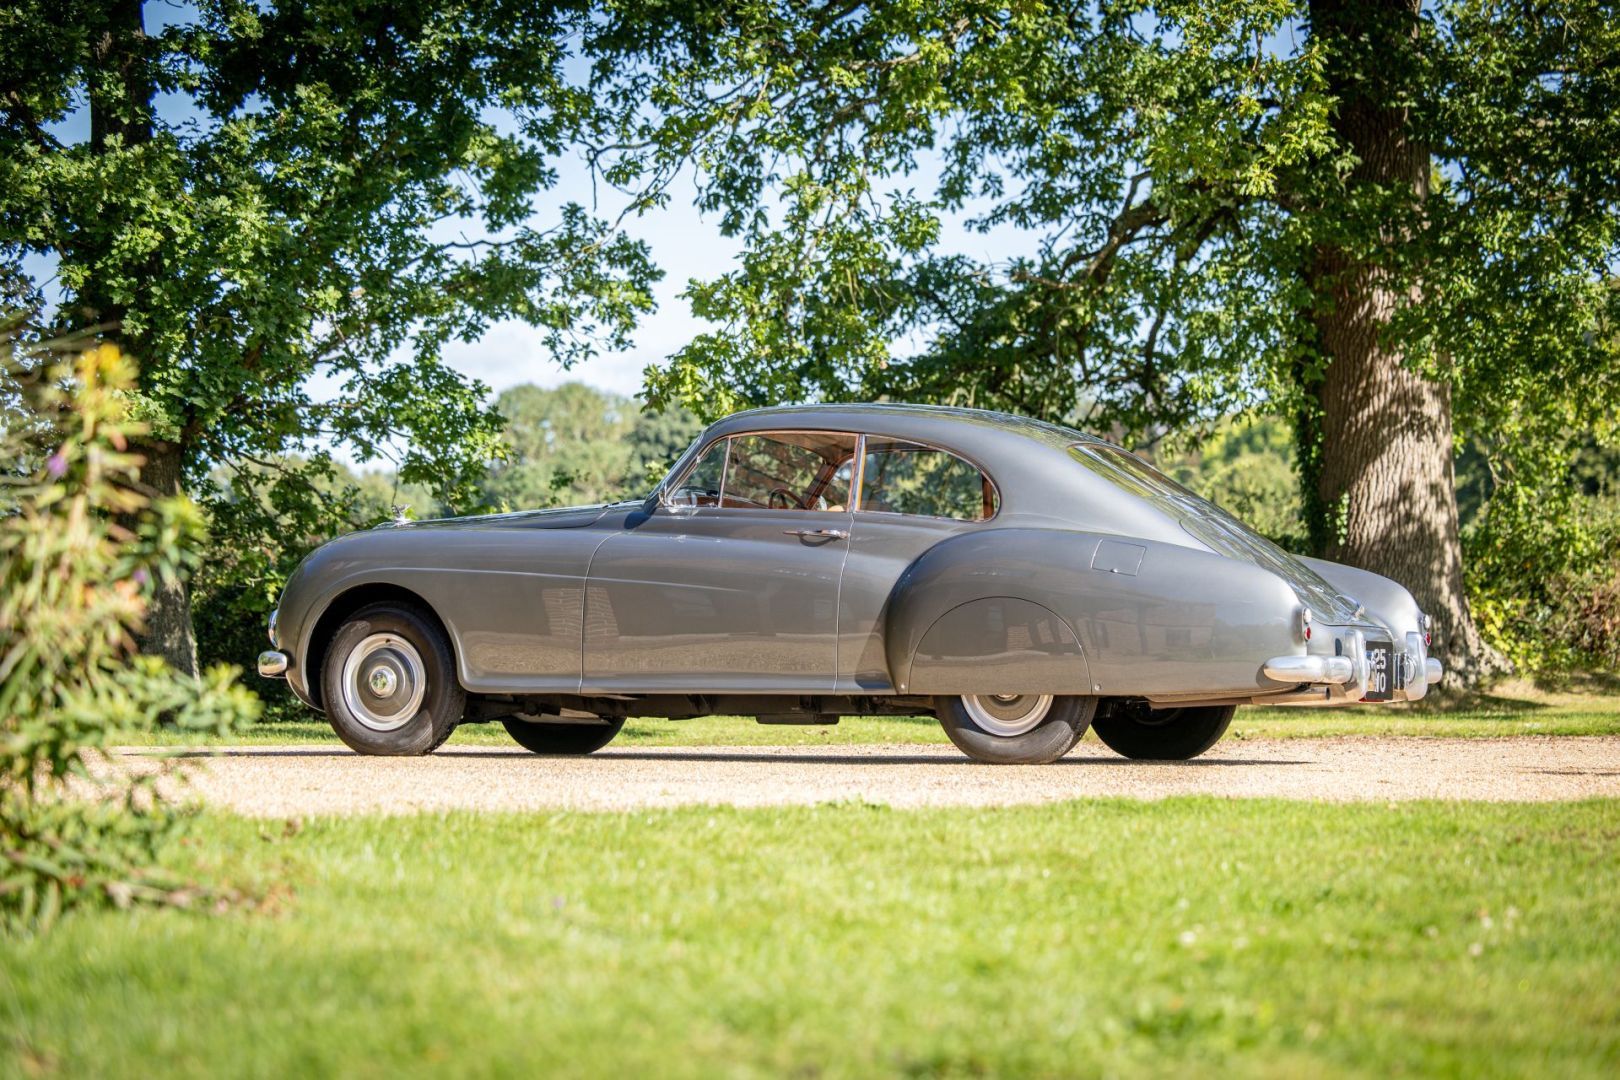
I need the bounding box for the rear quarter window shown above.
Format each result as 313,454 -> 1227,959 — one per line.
860,439 -> 997,521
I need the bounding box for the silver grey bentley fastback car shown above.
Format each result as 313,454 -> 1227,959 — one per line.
257,404 -> 1443,764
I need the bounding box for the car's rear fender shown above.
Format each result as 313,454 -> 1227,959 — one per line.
1299,556 -> 1424,641
884,528 -> 1303,697
904,596 -> 1091,695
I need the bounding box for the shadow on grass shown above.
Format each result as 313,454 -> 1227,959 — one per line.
134,747 -> 1310,767
1414,691 -> 1545,715
1533,669 -> 1620,692
1413,670 -> 1620,716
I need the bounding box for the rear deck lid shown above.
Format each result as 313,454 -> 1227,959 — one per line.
1067,444 -> 1364,623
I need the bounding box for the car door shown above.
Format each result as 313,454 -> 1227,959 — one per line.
835,436 -> 1001,691
582,430 -> 858,692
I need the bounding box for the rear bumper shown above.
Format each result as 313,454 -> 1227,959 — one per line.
1260,652 -> 1444,690
1256,626 -> 1444,707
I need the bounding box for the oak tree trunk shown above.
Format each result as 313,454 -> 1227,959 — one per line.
134,439 -> 201,677
83,1 -> 201,675
1303,0 -> 1502,684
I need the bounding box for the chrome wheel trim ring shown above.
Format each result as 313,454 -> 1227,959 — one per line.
340,633 -> 427,732
961,694 -> 1055,738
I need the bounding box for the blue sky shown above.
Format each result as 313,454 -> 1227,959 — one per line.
458,153 -> 1039,403
447,165 -> 740,401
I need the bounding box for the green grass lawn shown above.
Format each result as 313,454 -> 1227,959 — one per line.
3,799 -> 1616,1077
127,677 -> 1620,748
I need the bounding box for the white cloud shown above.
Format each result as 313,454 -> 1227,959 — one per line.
439,320 -> 648,398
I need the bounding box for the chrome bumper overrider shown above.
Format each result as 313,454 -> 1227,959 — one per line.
1261,655 -> 1355,684
258,650 -> 289,678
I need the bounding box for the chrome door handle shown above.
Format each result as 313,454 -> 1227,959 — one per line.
784,527 -> 849,540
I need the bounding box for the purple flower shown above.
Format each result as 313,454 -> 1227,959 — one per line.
46,450 -> 67,478
133,568 -> 150,587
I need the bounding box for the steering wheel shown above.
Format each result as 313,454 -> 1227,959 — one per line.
768,486 -> 799,510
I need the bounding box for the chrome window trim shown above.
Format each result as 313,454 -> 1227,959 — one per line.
716,435 -> 735,506
662,428 -> 999,521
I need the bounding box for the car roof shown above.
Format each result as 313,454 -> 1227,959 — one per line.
707,402 -> 1113,453
684,402 -> 1188,543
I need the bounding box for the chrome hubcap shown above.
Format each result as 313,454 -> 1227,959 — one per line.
341,633 -> 426,732
961,694 -> 1054,737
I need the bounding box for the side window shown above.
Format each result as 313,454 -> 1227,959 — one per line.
666,440 -> 727,508
722,432 -> 858,511
859,439 -> 997,520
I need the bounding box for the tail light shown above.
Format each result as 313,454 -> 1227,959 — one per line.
1419,612 -> 1431,647
1299,607 -> 1313,642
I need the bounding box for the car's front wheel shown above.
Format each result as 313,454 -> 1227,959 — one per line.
502,715 -> 625,756
321,602 -> 465,756
1089,700 -> 1235,760
935,694 -> 1096,764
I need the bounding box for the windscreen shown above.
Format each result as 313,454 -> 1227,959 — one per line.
1067,444 -> 1358,621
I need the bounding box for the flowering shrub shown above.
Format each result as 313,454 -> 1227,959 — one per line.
1,338 -> 258,932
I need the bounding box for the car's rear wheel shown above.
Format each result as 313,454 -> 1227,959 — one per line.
935,694 -> 1096,764
1090,700 -> 1235,760
322,602 -> 464,756
502,715 -> 625,756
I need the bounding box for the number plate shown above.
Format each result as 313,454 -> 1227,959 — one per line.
1363,641 -> 1393,701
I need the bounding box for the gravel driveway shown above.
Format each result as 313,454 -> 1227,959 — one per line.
117,736 -> 1620,817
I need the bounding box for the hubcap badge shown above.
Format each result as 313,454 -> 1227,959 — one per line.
368,667 -> 398,698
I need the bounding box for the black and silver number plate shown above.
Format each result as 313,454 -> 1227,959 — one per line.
1363,641 -> 1393,701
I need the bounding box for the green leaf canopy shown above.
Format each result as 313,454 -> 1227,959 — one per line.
0,0 -> 662,502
